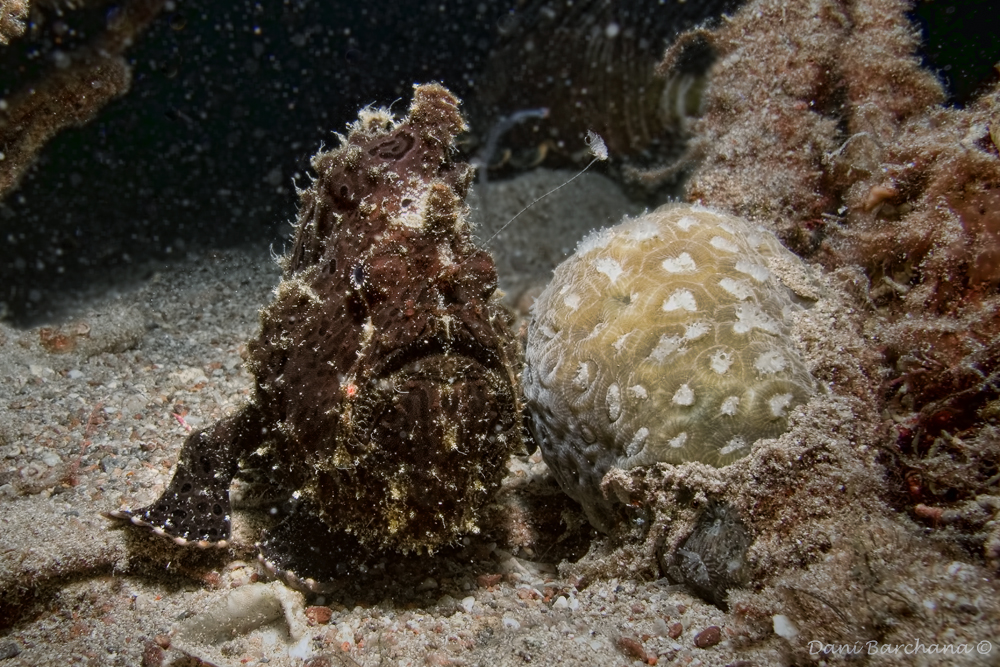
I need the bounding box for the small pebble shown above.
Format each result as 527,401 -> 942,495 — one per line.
694,626 -> 722,648
140,641 -> 162,667
668,622 -> 683,639
201,571 -> 222,588
459,596 -> 475,613
502,616 -> 521,630
477,573 -> 502,588
305,606 -> 333,625
0,642 -> 20,660
417,577 -> 438,591
516,587 -> 540,600
772,614 -> 799,639
617,636 -> 647,661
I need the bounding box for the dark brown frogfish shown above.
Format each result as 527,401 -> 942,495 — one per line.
110,83 -> 523,585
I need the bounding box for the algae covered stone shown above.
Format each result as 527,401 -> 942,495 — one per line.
524,203 -> 818,531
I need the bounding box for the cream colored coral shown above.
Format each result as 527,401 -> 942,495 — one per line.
524,203 -> 818,531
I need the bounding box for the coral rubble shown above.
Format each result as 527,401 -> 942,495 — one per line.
169,581 -> 310,667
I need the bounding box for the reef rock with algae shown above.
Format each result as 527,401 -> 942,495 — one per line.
655,0 -> 1000,564
544,1 -> 1000,661
524,203 -> 819,532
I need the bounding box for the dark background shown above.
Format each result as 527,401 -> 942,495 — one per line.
0,0 -> 996,324
1,0 -> 511,324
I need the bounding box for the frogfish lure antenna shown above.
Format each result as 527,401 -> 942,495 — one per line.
484,131 -> 608,246
585,129 -> 608,161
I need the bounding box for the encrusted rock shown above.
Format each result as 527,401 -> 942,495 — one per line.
524,203 -> 817,531
664,501 -> 751,608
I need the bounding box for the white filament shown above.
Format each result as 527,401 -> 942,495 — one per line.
486,131 -> 609,245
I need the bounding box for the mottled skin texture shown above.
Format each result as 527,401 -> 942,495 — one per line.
111,84 -> 523,582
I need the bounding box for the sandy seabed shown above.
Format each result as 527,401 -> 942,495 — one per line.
1,171 -> 998,666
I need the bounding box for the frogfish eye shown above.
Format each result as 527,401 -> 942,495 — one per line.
351,264 -> 366,291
